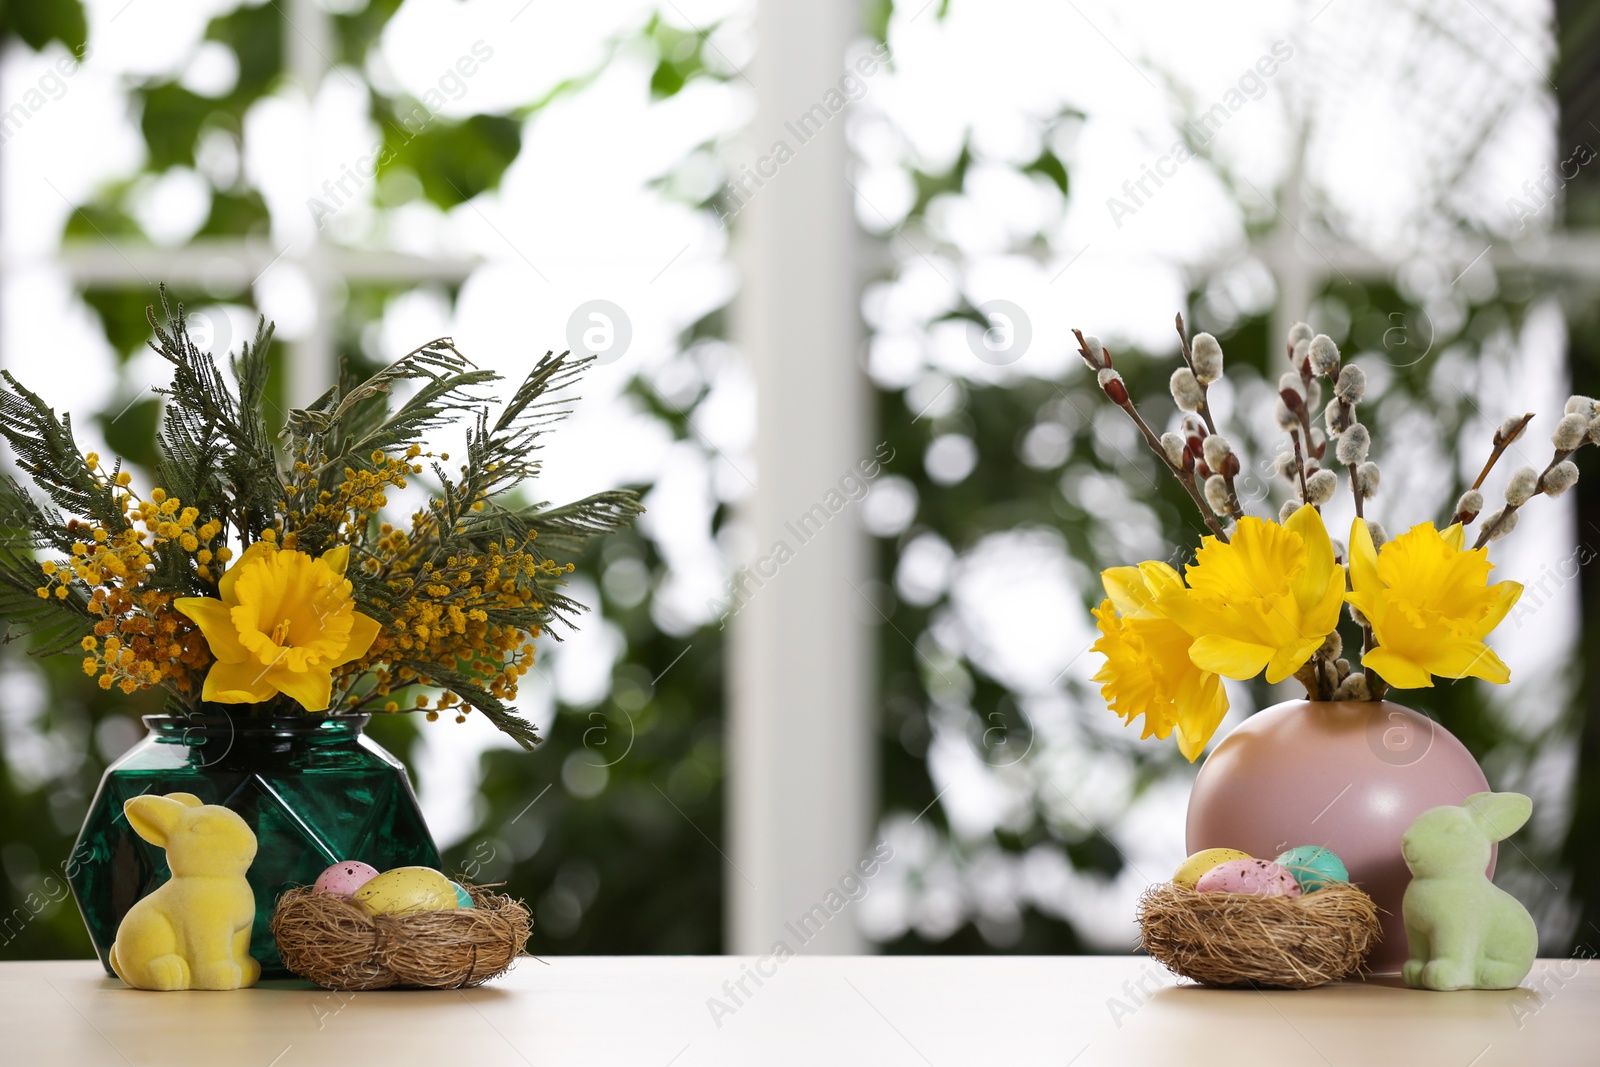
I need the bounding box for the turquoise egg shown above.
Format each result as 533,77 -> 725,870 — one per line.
1275,845 -> 1349,893
451,880 -> 475,909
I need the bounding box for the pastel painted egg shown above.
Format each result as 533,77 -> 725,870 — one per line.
1172,847 -> 1251,889
1275,845 -> 1349,893
450,881 -> 475,909
1195,857 -> 1302,897
313,861 -> 380,896
353,866 -> 461,916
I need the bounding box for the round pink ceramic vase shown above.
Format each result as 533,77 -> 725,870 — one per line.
1186,699 -> 1491,974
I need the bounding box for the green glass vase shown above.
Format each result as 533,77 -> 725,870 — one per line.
67,712 -> 440,978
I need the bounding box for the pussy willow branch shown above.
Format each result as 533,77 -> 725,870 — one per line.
1343,565 -> 1386,700
1280,340 -> 1320,511
1173,315 -> 1209,433
1288,343 -> 1380,695
1325,380 -> 1381,672
1116,386 -> 1235,545
1453,412 -> 1534,527
1290,429 -> 1311,504
1361,621 -> 1387,700
1340,389 -> 1363,521
1472,445 -> 1574,550
1295,348 -> 1319,458
1294,653 -> 1336,701
1175,314 -> 1244,520
1073,329 -> 1231,544
1307,352 -> 1359,521
1471,413 -> 1535,491
1354,597 -> 1378,698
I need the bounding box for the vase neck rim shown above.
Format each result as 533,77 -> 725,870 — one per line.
141,712 -> 371,738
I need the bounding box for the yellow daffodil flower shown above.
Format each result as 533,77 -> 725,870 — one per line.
1345,518 -> 1521,689
1160,507 -> 1346,684
1092,561 -> 1229,761
176,541 -> 381,711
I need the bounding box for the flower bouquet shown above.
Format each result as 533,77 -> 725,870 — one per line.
0,292 -> 638,736
0,291 -> 639,973
1076,315 -> 1579,971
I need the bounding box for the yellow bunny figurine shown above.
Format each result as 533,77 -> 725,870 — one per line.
108,792 -> 261,991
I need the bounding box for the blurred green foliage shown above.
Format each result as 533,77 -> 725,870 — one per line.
64,201 -> 142,243
645,16 -> 712,99
202,189 -> 271,239
135,4 -> 282,170
0,0 -> 84,54
376,111 -> 521,208
0,1 -> 736,961
445,523 -> 728,954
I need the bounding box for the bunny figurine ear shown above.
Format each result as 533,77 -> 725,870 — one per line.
124,794 -> 195,847
1464,791 -> 1532,842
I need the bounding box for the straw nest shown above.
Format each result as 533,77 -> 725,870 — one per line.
270,883 -> 532,990
1137,882 -> 1380,989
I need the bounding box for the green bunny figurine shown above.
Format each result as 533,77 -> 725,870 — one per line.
1400,791 -> 1537,991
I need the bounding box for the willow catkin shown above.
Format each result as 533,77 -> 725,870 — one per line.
1191,333 -> 1224,384
1505,467 -> 1539,506
1542,461 -> 1579,496
1161,432 -> 1187,467
1336,424 -> 1371,466
1170,367 -> 1204,411
1308,335 -> 1341,376
1305,469 -> 1337,505
1553,414 -> 1588,451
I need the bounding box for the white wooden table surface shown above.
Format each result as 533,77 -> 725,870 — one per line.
3,957 -> 1594,1066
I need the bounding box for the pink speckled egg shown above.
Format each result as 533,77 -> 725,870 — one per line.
313,860 -> 380,896
1194,857 -> 1302,897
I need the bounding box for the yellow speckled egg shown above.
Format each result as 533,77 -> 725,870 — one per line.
353,866 -> 461,916
1172,847 -> 1251,888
